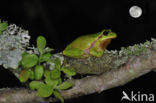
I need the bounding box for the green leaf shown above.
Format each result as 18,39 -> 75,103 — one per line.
29,81 -> 44,90
21,53 -> 38,68
29,70 -> 34,80
44,70 -> 59,87
53,90 -> 64,103
40,53 -> 52,62
54,58 -> 61,70
44,70 -> 51,79
37,84 -> 53,98
51,69 -> 61,79
58,78 -> 62,85
45,78 -> 58,87
37,36 -> 46,54
56,82 -> 73,90
61,67 -> 76,76
19,70 -> 30,83
0,22 -> 8,31
34,65 -> 44,80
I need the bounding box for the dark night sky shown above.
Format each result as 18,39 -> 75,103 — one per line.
0,0 -> 155,103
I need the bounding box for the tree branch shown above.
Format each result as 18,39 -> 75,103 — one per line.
0,39 -> 156,103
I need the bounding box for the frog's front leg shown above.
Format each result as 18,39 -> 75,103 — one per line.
63,48 -> 84,58
89,48 -> 104,57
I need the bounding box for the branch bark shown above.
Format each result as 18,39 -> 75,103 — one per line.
0,39 -> 156,103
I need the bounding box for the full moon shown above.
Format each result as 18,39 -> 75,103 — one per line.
129,6 -> 142,18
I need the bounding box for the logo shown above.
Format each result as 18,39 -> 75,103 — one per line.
121,91 -> 155,102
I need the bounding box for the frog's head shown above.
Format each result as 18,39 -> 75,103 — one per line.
96,29 -> 117,51
100,29 -> 117,39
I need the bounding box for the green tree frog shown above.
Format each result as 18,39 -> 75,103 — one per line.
63,29 -> 117,58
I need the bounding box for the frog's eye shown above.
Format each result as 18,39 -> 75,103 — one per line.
103,31 -> 109,36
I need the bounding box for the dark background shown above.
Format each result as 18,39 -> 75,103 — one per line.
0,0 -> 156,103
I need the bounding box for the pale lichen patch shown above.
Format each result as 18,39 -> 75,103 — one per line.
0,24 -> 30,69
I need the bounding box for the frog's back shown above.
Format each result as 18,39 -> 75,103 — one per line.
69,33 -> 100,50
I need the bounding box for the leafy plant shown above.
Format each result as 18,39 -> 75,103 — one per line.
0,20 -> 8,35
18,36 -> 76,103
21,53 -> 38,68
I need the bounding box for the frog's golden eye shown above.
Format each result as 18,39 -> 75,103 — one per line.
103,31 -> 109,36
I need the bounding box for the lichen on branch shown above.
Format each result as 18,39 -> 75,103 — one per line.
0,38 -> 155,103
0,24 -> 30,69
64,38 -> 156,74
0,21 -> 155,103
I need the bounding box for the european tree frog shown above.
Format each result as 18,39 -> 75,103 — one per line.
63,29 -> 117,58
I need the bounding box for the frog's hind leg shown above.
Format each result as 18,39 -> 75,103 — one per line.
63,48 -> 84,58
